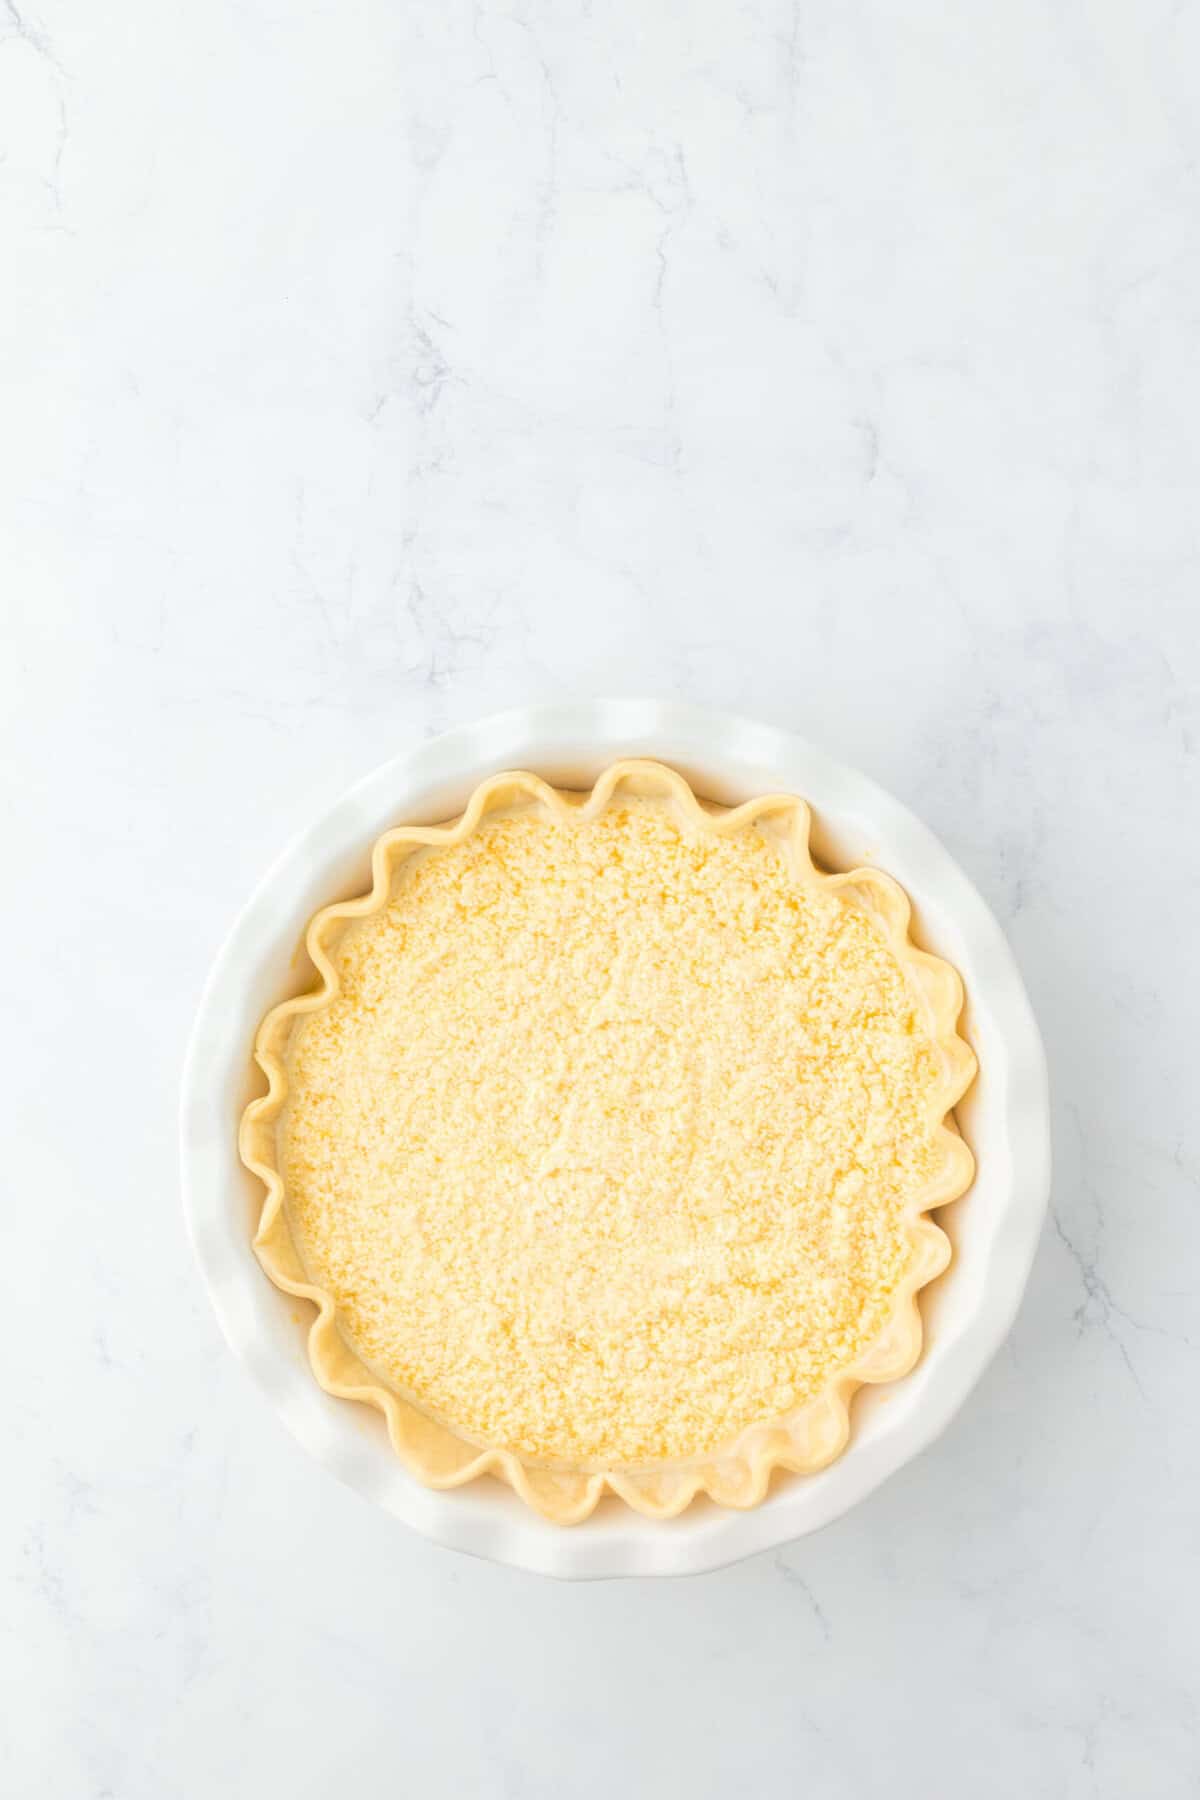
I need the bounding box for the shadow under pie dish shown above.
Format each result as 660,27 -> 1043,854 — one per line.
239,759 -> 976,1524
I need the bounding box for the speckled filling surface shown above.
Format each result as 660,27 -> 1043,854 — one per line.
280,796 -> 946,1468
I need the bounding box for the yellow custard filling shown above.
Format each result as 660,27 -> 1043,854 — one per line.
280,796 -> 947,1468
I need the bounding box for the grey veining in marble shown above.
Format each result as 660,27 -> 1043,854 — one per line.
2,0 -> 1198,1794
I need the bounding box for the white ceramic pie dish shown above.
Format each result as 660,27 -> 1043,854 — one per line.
181,699 -> 1050,1579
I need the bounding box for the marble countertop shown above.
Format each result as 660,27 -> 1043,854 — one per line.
5,1 -> 1198,1794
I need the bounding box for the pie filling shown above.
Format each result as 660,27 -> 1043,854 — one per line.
280,794 -> 951,1470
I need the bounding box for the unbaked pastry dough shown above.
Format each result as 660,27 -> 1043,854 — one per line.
240,761 -> 975,1522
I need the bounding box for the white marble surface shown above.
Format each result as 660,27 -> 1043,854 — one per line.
3,0 -> 1198,1793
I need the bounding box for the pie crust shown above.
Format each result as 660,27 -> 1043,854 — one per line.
240,760 -> 976,1523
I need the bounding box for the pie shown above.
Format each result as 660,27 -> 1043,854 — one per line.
240,760 -> 975,1522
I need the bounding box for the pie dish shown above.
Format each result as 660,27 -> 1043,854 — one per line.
239,757 -> 976,1523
